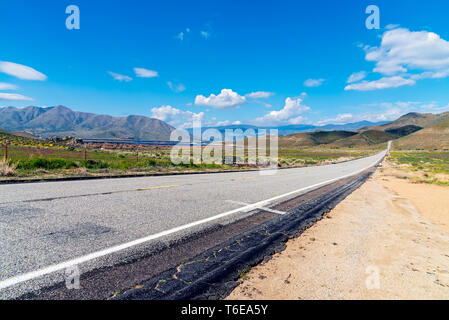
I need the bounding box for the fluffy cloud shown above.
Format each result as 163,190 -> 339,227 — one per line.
245,91 -> 274,99
0,93 -> 33,101
367,28 -> 449,76
252,97 -> 310,126
0,61 -> 47,81
347,71 -> 367,83
195,89 -> 246,109
151,105 -> 204,128
0,82 -> 18,90
344,76 -> 415,91
347,27 -> 449,90
134,67 -> 159,78
167,81 -> 186,93
316,101 -> 449,125
214,120 -> 243,127
108,71 -> 132,82
304,78 -> 325,87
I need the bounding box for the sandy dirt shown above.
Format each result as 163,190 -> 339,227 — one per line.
227,167 -> 449,300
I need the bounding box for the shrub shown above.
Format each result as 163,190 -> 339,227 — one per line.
16,158 -> 79,170
79,159 -> 109,169
0,159 -> 17,176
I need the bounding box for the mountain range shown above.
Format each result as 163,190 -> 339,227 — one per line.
188,121 -> 389,137
277,111 -> 449,150
2,106 -> 447,148
0,105 -> 390,140
0,106 -> 175,140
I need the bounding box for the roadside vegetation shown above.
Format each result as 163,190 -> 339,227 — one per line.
387,151 -> 449,186
0,131 -> 381,180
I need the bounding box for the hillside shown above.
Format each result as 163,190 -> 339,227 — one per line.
196,121 -> 388,137
393,117 -> 449,150
328,130 -> 397,148
360,112 -> 449,132
0,106 -> 175,140
278,131 -> 357,148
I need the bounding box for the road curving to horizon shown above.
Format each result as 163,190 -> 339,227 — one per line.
0,147 -> 388,299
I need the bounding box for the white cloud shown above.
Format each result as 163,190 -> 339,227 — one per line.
316,108 -> 404,125
215,120 -> 231,127
0,61 -> 47,81
304,78 -> 325,87
348,27 -> 449,91
167,81 -> 186,93
108,71 -> 132,82
134,67 -> 159,78
245,91 -> 274,99
366,28 -> 449,76
200,31 -> 210,39
0,93 -> 33,101
252,97 -> 310,126
214,120 -> 242,127
176,32 -> 185,41
151,105 -> 204,128
316,101 -> 449,125
385,24 -> 400,30
347,71 -> 367,83
195,89 -> 246,109
344,76 -> 415,91
176,28 -> 191,41
0,82 -> 18,90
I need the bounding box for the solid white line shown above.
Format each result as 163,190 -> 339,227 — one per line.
0,149 -> 387,290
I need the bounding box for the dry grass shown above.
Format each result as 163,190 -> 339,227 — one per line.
0,159 -> 17,176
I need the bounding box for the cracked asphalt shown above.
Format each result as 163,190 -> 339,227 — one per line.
0,151 -> 386,299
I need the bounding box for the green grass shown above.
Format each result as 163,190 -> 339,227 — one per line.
0,143 -> 231,178
389,151 -> 449,174
389,151 -> 449,186
0,132 -> 379,179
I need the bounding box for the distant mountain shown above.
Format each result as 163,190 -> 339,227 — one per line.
276,123 -> 424,149
394,117 -> 449,150
0,106 -> 175,140
359,112 -> 449,132
278,131 -> 358,148
190,121 -> 389,137
328,125 -> 423,148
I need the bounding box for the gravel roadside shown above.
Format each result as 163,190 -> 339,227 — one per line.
227,168 -> 449,300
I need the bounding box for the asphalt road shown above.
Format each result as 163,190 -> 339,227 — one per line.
0,149 -> 386,299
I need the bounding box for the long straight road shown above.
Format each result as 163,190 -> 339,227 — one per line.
0,149 -> 387,298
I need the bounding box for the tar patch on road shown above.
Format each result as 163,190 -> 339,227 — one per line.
113,171 -> 373,300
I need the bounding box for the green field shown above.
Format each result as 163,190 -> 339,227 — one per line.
388,151 -> 449,186
0,130 -> 381,179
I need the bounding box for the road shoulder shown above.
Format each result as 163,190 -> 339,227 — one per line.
227,168 -> 449,299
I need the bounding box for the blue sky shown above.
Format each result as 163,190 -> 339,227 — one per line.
1,0 -> 449,128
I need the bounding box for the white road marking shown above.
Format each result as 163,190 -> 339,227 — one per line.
226,200 -> 286,215
0,149 -> 387,290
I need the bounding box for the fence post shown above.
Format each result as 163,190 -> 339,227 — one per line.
4,141 -> 8,160
84,145 -> 87,161
136,149 -> 139,162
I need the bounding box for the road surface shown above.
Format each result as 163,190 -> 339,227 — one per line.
0,149 -> 387,298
